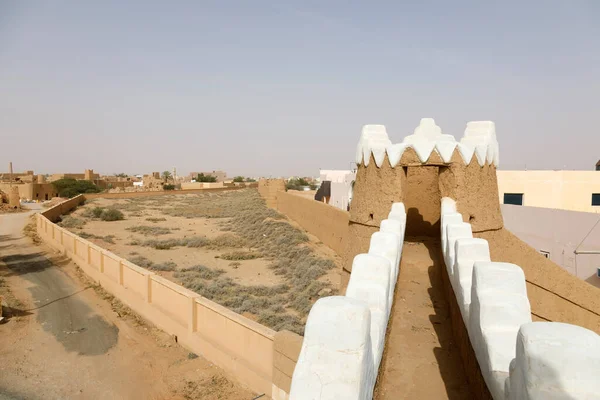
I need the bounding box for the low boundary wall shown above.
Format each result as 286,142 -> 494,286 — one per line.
36,195 -> 278,397
274,190 -> 349,255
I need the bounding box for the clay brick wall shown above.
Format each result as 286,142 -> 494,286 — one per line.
274,191 -> 349,255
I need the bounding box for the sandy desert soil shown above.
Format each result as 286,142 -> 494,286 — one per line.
0,205 -> 254,400
61,189 -> 340,334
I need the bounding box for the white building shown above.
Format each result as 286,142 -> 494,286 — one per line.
318,170 -> 356,211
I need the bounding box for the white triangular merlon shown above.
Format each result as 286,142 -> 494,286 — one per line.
385,144 -> 407,167
457,143 -> 475,165
474,144 -> 487,166
355,119 -> 500,167
411,138 -> 437,163
371,147 -> 387,168
435,142 -> 458,163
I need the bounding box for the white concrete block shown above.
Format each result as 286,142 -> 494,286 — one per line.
290,296 -> 375,400
507,322 -> 600,400
347,254 -> 392,371
444,222 -> 473,276
380,219 -> 405,249
368,232 -> 401,304
441,213 -> 463,257
386,143 -> 408,168
441,197 -> 457,216
346,283 -> 388,372
469,262 -> 531,400
453,238 -> 491,323
387,202 -> 407,225
471,262 -> 528,297
435,141 -> 458,163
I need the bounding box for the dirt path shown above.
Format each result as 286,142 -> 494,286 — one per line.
0,206 -> 254,400
374,237 -> 471,400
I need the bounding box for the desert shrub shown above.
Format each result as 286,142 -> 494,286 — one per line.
185,236 -> 211,248
126,225 -> 171,236
59,216 -> 86,229
129,256 -> 154,268
100,208 -> 124,221
232,176 -> 245,182
229,261 -> 241,269
150,261 -> 177,271
146,217 -> 167,223
176,265 -> 226,280
207,233 -> 246,249
163,184 -> 175,190
128,256 -> 176,271
82,206 -> 105,218
52,178 -> 101,198
219,251 -> 262,261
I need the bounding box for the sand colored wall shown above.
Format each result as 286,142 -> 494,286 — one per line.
272,330 -> 303,400
258,179 -> 286,208
475,228 -> 600,334
36,198 -> 280,398
274,190 -> 349,255
497,170 -> 600,213
181,182 -> 225,190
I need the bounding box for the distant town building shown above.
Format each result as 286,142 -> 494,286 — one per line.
188,170 -> 227,182
315,170 -> 356,211
497,166 -> 600,213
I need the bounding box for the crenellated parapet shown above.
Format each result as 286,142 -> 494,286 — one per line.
343,118 -> 503,290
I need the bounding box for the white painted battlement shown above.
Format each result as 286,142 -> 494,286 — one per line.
440,197 -> 600,400
356,118 -> 500,167
289,203 -> 406,400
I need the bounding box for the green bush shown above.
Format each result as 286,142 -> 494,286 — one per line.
233,176 -> 245,182
100,208 -> 124,221
196,173 -> 217,183
163,184 -> 175,190
52,178 -> 101,198
286,178 -> 310,191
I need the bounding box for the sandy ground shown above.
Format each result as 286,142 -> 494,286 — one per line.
69,196 -> 340,289
0,205 -> 254,400
375,237 -> 471,400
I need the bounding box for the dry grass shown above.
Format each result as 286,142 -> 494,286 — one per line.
135,233 -> 246,251
23,215 -> 41,244
58,216 -> 86,229
166,190 -> 337,335
128,256 -> 177,271
219,251 -> 262,261
66,189 -> 337,335
145,217 -> 167,223
126,225 -> 172,236
78,232 -> 116,244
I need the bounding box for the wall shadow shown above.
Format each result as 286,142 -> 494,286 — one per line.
420,236 -> 473,399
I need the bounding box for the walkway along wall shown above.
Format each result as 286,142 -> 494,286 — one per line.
36,194 -> 284,398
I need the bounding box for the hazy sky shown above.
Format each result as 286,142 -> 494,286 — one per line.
1,1 -> 599,177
